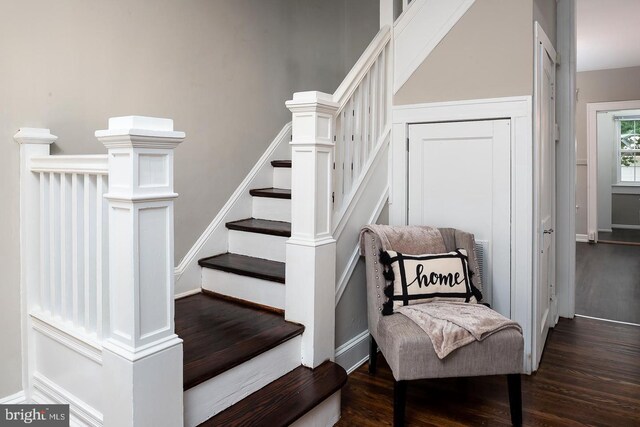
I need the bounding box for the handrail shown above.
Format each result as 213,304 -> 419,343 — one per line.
333,25 -> 391,113
30,154 -> 108,175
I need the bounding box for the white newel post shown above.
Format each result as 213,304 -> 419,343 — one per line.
285,92 -> 339,368
14,128 -> 57,396
96,116 -> 185,427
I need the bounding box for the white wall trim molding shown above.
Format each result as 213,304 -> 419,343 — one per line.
334,330 -> 370,374
32,373 -> 102,427
576,234 -> 589,243
393,0 -> 475,93
335,188 -> 389,304
586,100 -> 640,242
0,391 -> 26,404
611,223 -> 640,230
174,122 -> 292,295
30,312 -> 102,364
391,96 -> 533,373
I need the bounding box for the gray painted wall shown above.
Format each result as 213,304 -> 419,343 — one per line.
575,66 -> 640,234
612,194 -> 640,226
533,0 -> 557,47
394,0 -> 534,105
0,0 -> 378,398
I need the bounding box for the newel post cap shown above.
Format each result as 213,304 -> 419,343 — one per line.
286,91 -> 339,114
95,115 -> 185,149
14,128 -> 57,145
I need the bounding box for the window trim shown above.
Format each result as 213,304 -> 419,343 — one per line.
615,118 -> 640,185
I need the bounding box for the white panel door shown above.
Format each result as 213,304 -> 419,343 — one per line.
534,29 -> 557,367
408,119 -> 511,316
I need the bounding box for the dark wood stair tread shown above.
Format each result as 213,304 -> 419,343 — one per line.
201,361 -> 347,426
249,188 -> 291,199
176,293 -> 304,390
199,253 -> 285,283
226,218 -> 291,237
271,160 -> 291,168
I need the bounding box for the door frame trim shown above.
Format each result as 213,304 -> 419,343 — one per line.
391,95 -> 533,373
586,99 -> 640,242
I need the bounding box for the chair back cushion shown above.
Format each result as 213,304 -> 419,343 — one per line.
380,249 -> 478,314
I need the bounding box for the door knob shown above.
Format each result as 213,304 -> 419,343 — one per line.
543,228 -> 554,234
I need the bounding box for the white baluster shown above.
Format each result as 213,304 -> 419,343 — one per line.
96,116 -> 184,427
49,172 -> 60,317
71,173 -> 82,325
83,174 -> 96,332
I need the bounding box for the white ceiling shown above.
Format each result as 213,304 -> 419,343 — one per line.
577,0 -> 640,72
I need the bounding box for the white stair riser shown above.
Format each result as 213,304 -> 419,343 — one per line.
290,391 -> 341,427
184,336 -> 301,427
252,197 -> 291,222
228,230 -> 287,263
202,268 -> 285,310
273,168 -> 291,189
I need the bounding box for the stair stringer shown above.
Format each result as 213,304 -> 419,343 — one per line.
174,123 -> 292,296
393,0 -> 476,93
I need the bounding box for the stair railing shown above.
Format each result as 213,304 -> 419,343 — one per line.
285,26 -> 392,368
16,117 -> 185,427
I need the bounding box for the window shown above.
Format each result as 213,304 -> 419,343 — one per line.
617,118 -> 640,184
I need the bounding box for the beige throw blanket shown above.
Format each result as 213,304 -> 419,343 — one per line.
397,302 -> 522,359
359,224 -> 446,254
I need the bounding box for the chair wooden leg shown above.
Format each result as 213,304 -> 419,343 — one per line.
368,335 -> 377,374
393,380 -> 407,427
507,374 -> 522,426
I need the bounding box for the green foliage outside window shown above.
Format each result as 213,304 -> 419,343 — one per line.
620,120 -> 640,168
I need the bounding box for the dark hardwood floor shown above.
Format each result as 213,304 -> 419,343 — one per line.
337,317 -> 640,426
575,242 -> 640,324
598,228 -> 640,245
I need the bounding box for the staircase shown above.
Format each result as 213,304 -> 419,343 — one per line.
180,160 -> 347,426
16,1 -> 477,424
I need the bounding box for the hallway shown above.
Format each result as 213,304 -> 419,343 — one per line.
338,317 -> 640,426
575,242 -> 640,324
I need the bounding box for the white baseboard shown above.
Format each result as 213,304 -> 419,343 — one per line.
612,224 -> 640,230
598,228 -> 612,233
175,288 -> 201,300
575,314 -> 640,327
576,233 -> 589,242
335,330 -> 370,374
0,390 -> 25,404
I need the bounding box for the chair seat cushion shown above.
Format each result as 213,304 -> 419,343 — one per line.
375,312 -> 524,381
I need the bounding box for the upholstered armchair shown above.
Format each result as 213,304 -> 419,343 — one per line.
361,226 -> 524,426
